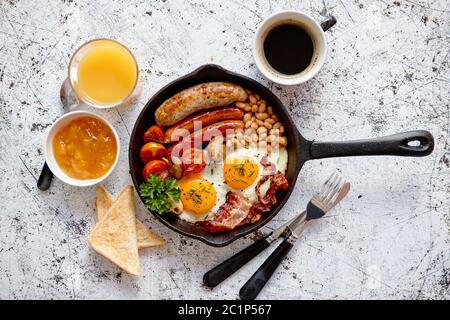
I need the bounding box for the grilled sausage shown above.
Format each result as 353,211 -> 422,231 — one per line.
155,82 -> 248,126
192,119 -> 244,144
168,120 -> 244,159
164,107 -> 244,143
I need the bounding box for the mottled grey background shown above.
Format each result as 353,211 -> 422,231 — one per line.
0,0 -> 448,300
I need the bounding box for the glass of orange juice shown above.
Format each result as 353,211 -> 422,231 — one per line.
61,39 -> 140,109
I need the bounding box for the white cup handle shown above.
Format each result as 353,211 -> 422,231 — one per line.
320,15 -> 337,32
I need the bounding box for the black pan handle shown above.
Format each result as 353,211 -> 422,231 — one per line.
239,239 -> 293,300
37,162 -> 53,191
310,130 -> 434,159
203,236 -> 270,288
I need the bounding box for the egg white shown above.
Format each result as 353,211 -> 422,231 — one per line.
177,145 -> 288,223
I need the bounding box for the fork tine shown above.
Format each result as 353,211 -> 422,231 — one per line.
321,173 -> 340,202
325,176 -> 345,205
329,176 -> 349,205
320,173 -> 337,200
323,175 -> 341,204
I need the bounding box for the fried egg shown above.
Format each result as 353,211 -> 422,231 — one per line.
224,156 -> 259,190
222,146 -> 288,203
177,145 -> 288,223
177,173 -> 220,223
178,175 -> 216,214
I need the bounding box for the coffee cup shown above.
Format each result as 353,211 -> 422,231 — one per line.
253,11 -> 336,85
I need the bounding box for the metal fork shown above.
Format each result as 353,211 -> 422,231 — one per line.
306,172 -> 349,220
203,173 -> 350,297
238,173 -> 350,300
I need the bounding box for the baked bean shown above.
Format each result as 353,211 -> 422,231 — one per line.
265,118 -> 275,125
237,93 -> 285,149
258,102 -> 267,113
255,113 -> 269,121
268,134 -> 276,144
257,127 -> 267,134
270,128 -> 280,136
258,133 -> 267,141
244,128 -> 252,136
235,102 -> 246,109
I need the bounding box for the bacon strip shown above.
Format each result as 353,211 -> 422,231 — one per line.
256,171 -> 289,205
260,155 -> 276,175
199,172 -> 290,233
198,192 -> 251,233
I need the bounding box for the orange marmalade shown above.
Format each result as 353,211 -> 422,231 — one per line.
53,116 -> 117,180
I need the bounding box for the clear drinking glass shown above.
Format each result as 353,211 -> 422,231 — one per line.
60,38 -> 141,110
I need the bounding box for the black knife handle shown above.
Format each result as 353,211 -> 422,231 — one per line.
37,162 -> 53,191
239,239 -> 293,300
203,236 -> 271,288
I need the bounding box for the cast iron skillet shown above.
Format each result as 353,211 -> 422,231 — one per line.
129,64 -> 434,247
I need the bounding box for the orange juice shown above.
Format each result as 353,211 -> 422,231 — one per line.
73,39 -> 137,106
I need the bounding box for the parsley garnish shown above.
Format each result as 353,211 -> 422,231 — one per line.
233,163 -> 246,176
187,186 -> 203,205
138,174 -> 180,214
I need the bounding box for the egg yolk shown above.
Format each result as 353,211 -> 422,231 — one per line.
179,176 -> 217,214
224,157 -> 259,190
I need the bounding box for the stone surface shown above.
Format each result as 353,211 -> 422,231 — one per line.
0,0 -> 449,300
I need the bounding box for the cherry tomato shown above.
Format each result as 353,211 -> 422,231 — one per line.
140,142 -> 167,163
143,160 -> 168,181
181,148 -> 206,173
279,181 -> 289,191
143,125 -> 166,143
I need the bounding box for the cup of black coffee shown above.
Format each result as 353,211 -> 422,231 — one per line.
254,11 -> 336,85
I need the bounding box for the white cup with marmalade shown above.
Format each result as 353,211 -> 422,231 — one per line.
45,111 -> 120,187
